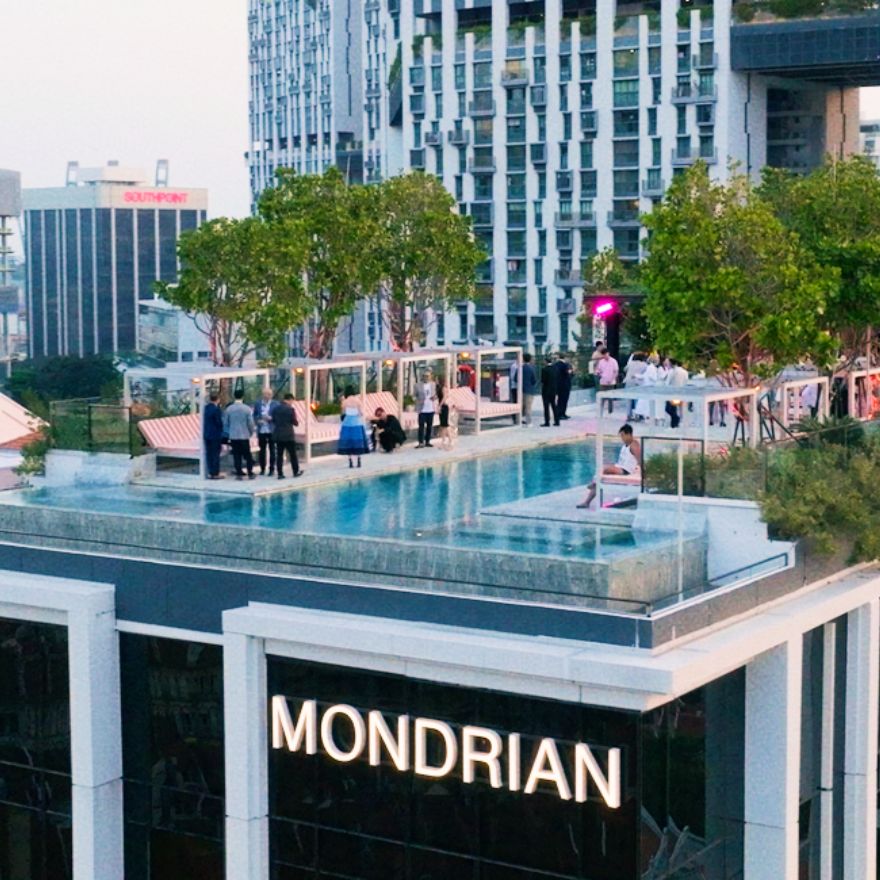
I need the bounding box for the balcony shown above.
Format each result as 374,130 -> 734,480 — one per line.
554,211 -> 596,228
424,131 -> 442,146
607,208 -> 641,227
581,111 -> 598,134
468,157 -> 497,172
642,173 -> 665,196
530,85 -> 547,107
469,99 -> 496,117
475,259 -> 494,283
501,67 -> 529,87
554,270 -> 583,287
470,204 -> 494,226
556,171 -> 573,192
506,100 -> 526,116
697,105 -> 716,126
671,82 -> 697,103
671,146 -> 718,165
697,84 -> 718,101
530,143 -> 546,164
694,51 -> 719,69
448,129 -> 470,145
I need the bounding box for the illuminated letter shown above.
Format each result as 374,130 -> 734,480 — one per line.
368,710 -> 410,771
272,696 -> 317,754
574,744 -> 621,808
508,733 -> 521,792
414,718 -> 457,778
524,738 -> 572,800
320,704 -> 366,762
462,726 -> 503,787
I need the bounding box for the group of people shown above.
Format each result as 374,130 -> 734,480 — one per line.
202,387 -> 303,481
202,373 -> 461,479
510,353 -> 574,427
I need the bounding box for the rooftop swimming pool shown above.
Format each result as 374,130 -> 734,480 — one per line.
8,442 -> 669,562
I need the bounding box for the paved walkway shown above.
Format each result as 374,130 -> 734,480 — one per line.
135,402 -> 743,497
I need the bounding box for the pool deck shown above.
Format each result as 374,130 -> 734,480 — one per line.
135,402 -> 742,496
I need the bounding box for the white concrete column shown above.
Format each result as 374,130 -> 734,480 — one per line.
844,600 -> 879,880
744,638 -> 802,880
67,598 -> 124,880
818,621 -> 837,880
223,628 -> 269,880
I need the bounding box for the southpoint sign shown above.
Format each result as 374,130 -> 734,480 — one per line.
271,696 -> 621,808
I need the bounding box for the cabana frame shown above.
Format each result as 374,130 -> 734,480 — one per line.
774,375 -> 830,427
446,345 -> 524,434
847,366 -> 880,422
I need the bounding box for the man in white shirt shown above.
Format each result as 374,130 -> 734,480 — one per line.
664,359 -> 689,428
414,371 -> 437,448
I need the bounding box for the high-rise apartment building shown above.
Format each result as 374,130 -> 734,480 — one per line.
0,170 -> 22,369
250,0 -> 871,352
23,162 -> 207,359
861,118 -> 880,169
247,0 -> 365,202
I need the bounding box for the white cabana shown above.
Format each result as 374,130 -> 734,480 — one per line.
774,375 -> 830,427
445,345 -> 524,434
847,366 -> 880,421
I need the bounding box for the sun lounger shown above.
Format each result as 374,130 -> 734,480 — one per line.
446,386 -> 521,422
363,391 -> 419,431
138,412 -> 261,458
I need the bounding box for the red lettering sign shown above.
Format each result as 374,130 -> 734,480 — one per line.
122,191 -> 190,204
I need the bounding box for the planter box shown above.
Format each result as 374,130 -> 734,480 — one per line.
44,449 -> 156,487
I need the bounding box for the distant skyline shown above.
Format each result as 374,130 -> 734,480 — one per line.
1,0 -> 879,248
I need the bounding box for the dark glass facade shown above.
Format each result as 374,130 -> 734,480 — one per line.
120,635 -> 225,880
267,659 -> 745,880
25,202 -> 198,358
0,617 -> 72,880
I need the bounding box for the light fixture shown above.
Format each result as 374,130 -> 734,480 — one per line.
594,300 -> 616,318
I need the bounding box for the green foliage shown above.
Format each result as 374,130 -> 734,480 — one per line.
759,157 -> 880,362
313,401 -> 342,416
676,6 -> 692,26
14,434 -> 50,478
6,355 -> 120,409
792,414 -> 865,450
376,172 -> 486,350
259,166 -> 385,358
640,164 -> 837,386
643,447 -> 764,498
732,0 -> 877,18
583,247 -> 633,292
388,46 -> 401,87
761,437 -> 880,561
157,217 -> 309,365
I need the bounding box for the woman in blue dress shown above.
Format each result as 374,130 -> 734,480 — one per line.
337,385 -> 371,468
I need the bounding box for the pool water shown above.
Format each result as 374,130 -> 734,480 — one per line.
13,442 -> 658,561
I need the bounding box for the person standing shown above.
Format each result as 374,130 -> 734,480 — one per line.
520,354 -> 538,425
223,389 -> 257,480
634,355 -> 659,423
554,353 -> 574,420
595,348 -> 620,416
509,359 -> 519,423
590,341 -> 605,377
253,387 -> 278,476
272,394 -> 302,478
540,356 -> 559,427
664,359 -> 689,429
338,386 -> 372,468
414,370 -> 437,448
202,392 -> 225,480
623,353 -> 647,419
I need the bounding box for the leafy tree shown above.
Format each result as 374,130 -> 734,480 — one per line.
760,157 -> 880,364
258,167 -> 384,358
6,354 -> 121,410
375,172 -> 486,350
640,164 -> 837,386
156,217 -> 309,365
582,246 -> 631,293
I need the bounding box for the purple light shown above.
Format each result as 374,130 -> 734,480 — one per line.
594,301 -> 616,317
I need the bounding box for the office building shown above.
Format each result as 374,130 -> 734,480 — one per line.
861,118 -> 880,169
23,162 -> 208,359
0,170 -> 22,369
0,420 -> 878,878
249,0 -> 872,352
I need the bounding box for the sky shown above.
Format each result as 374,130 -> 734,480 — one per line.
0,0 -> 251,231
1,0 -> 880,246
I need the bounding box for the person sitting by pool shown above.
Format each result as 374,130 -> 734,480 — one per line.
337,386 -> 372,468
372,408 -> 406,453
576,424 -> 641,509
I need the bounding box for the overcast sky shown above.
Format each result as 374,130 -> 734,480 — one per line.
1,0 -> 879,240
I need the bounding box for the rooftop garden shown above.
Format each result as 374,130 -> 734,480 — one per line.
733,0 -> 878,22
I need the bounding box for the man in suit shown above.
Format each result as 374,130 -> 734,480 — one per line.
372,408 -> 406,452
202,393 -> 225,480
253,387 -> 279,476
554,353 -> 574,420
540,356 -> 559,427
272,394 -> 302,478
223,389 -> 256,480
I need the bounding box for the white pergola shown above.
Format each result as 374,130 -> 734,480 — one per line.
288,358 -> 369,464
446,344 -> 524,434
848,366 -> 880,421
123,364 -> 271,478
774,375 -> 831,427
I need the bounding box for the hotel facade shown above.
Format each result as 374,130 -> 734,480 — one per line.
247,0 -> 868,352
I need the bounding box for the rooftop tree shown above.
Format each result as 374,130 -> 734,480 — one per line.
640,163 -> 837,386
156,216 -> 309,366
760,156 -> 880,366
375,172 -> 486,351
258,167 -> 385,359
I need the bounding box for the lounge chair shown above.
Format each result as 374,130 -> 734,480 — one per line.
363,391 -> 419,431
138,412 -> 261,458
445,386 -> 521,424
290,401 -> 341,460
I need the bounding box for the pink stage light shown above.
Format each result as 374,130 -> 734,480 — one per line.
594,300 -> 616,317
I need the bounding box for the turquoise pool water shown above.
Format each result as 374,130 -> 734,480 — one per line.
12,442 -> 664,560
